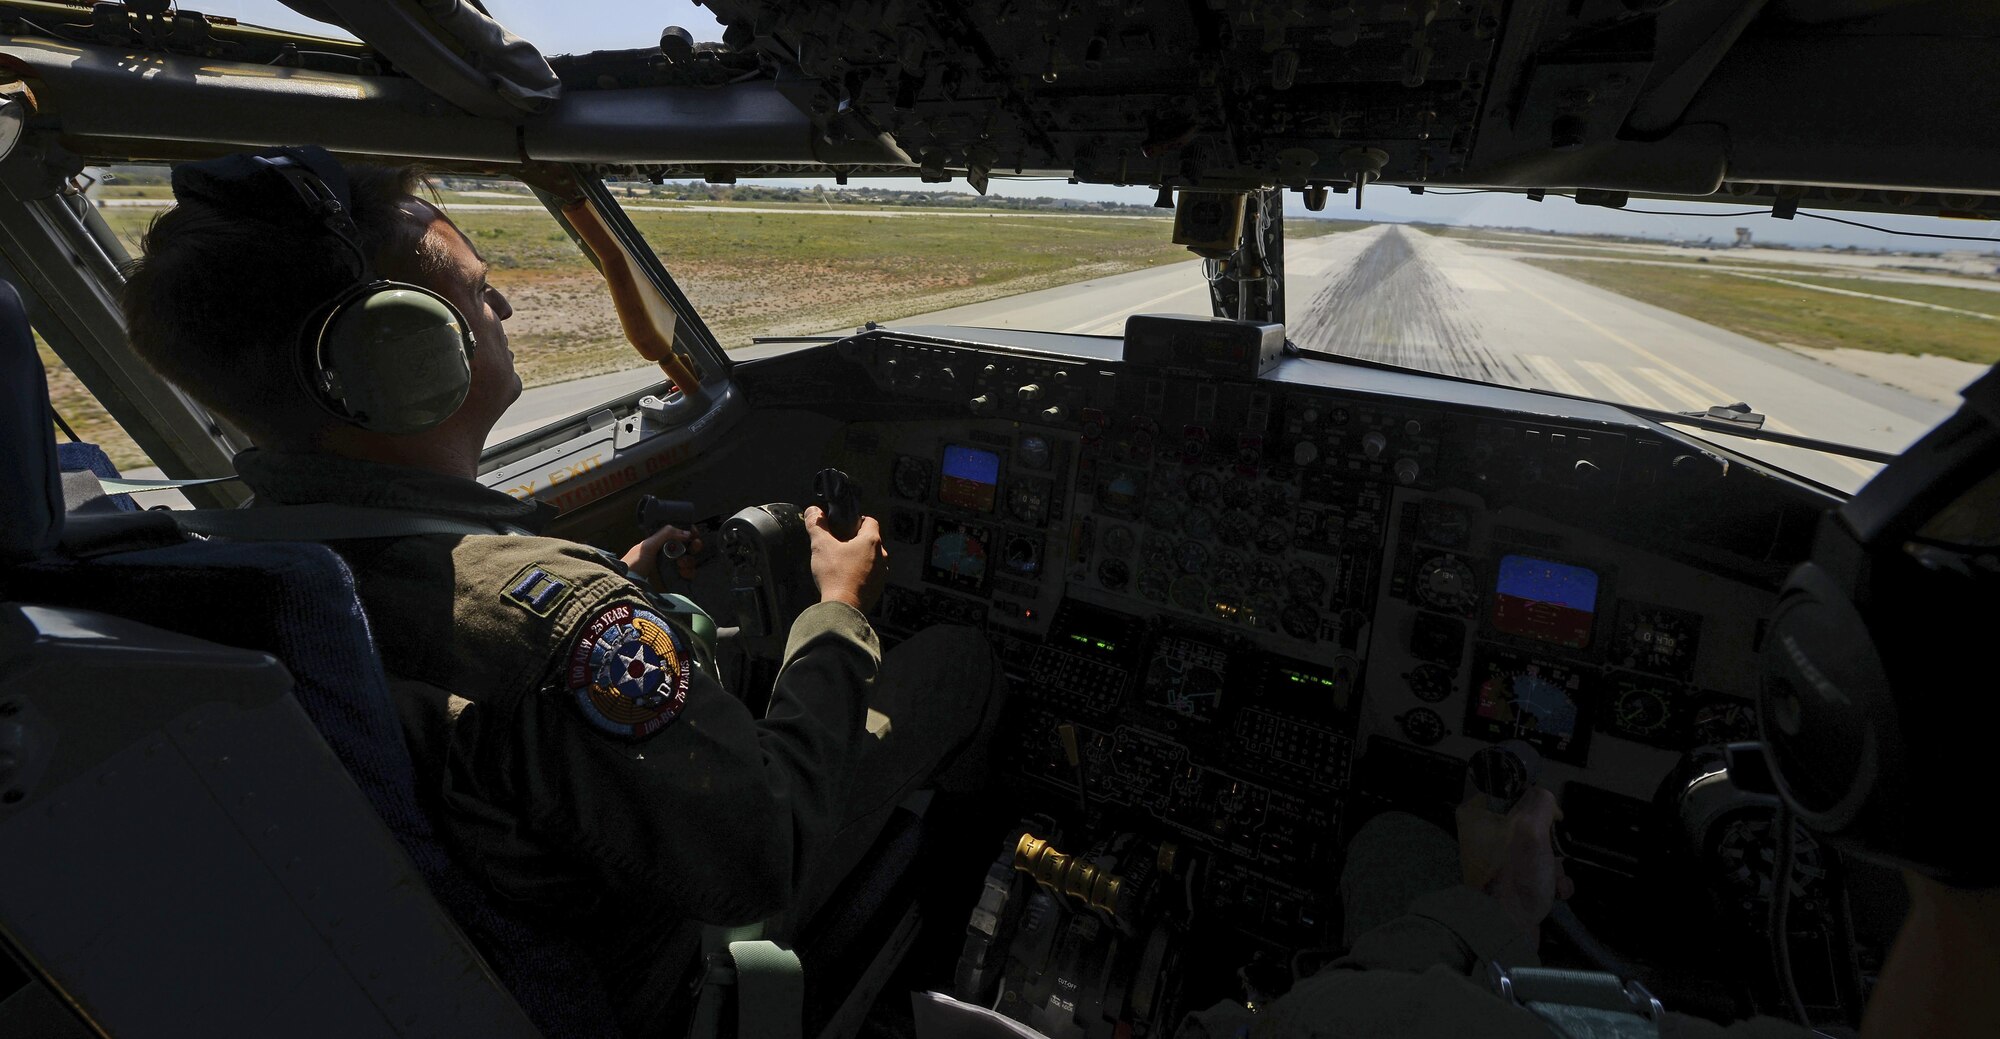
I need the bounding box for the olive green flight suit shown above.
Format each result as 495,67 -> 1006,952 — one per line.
1181,813 -> 1812,1039
235,448 -> 1003,1036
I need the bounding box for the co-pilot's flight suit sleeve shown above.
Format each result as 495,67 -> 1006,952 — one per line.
433,535 -> 881,928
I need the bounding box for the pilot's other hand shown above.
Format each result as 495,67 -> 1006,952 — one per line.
1456,787 -> 1574,937
624,524 -> 705,583
805,505 -> 887,613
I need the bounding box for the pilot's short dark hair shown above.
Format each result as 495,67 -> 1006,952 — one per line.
121,162 -> 429,446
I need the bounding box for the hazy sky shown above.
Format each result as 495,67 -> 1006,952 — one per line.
203,0 -> 1997,255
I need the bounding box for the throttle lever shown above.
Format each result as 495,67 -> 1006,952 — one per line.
813,468 -> 861,537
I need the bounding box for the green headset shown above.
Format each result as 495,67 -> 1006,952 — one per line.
173,147 -> 477,435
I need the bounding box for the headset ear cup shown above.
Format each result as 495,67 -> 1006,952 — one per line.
304,281 -> 474,435
1759,562 -> 1897,838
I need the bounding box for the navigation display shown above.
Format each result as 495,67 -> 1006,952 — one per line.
926,519 -> 992,592
1466,645 -> 1592,763
938,444 -> 1001,512
1491,555 -> 1599,649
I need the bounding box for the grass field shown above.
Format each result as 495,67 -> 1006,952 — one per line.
61,201 -> 1342,468
1520,258 -> 2000,365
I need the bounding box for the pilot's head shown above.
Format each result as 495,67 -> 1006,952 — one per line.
121,152 -> 519,464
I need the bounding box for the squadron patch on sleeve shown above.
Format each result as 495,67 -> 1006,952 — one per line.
566,602 -> 693,740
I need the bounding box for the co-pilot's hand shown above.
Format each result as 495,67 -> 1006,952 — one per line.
623,524 -> 705,583
1456,787 -> 1575,941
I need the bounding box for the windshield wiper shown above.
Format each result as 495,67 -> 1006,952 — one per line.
1616,402 -> 1895,464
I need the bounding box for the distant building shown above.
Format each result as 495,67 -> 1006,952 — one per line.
1734,227 -> 1753,247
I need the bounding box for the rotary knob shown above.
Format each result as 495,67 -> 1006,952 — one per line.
1394,457 -> 1420,485
1017,383 -> 1045,403
970,394 -> 995,414
1293,441 -> 1320,465
1362,430 -> 1388,460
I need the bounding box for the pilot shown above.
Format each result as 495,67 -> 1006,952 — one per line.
1180,795 -> 1809,1038
117,147 -> 1005,1034
1186,791 -> 2000,1038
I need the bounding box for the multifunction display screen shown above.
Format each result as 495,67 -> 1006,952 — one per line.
938,444 -> 1001,512
1491,555 -> 1599,649
926,519 -> 992,592
1466,646 -> 1592,763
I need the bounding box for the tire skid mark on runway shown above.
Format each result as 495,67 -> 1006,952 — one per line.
1292,226 -> 1527,385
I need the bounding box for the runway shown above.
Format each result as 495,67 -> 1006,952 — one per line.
496,225 -> 1965,492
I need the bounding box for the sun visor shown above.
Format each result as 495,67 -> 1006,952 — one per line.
279,0 -> 560,118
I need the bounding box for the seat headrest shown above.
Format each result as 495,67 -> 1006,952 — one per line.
0,279 -> 60,564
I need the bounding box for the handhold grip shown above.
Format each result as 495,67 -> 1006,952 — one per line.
813,468 -> 861,538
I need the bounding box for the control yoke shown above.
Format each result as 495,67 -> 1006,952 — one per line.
720,468 -> 861,637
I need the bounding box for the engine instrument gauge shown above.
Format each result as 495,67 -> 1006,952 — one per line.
1007,480 -> 1050,524
1280,603 -> 1320,641
1221,477 -> 1255,510
1170,575 -> 1207,612
1176,540 -> 1209,574
1209,549 -> 1247,586
1413,554 -> 1478,615
1138,567 -> 1170,602
1404,663 -> 1455,703
1181,508 -> 1217,540
1185,470 -> 1221,504
1016,434 -> 1052,471
1286,565 -> 1328,606
1141,531 -> 1176,569
1096,558 -> 1131,591
1254,519 -> 1291,555
1218,509 -> 1255,547
1003,534 -> 1042,577
1692,696 -> 1758,746
1146,496 -> 1185,531
1246,591 -> 1282,630
1250,560 -> 1285,593
1465,646 -> 1592,763
1399,708 -> 1447,746
1610,601 -> 1703,682
1603,675 -> 1685,745
1101,525 -> 1136,558
891,455 -> 932,501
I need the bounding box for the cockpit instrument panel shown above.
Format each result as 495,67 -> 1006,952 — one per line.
792,328 -> 1796,951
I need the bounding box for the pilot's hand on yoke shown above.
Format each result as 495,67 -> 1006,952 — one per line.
1455,786 -> 1574,944
806,505 -> 887,613
624,524 -> 705,582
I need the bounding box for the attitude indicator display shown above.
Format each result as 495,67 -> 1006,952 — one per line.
1491,555 -> 1599,649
